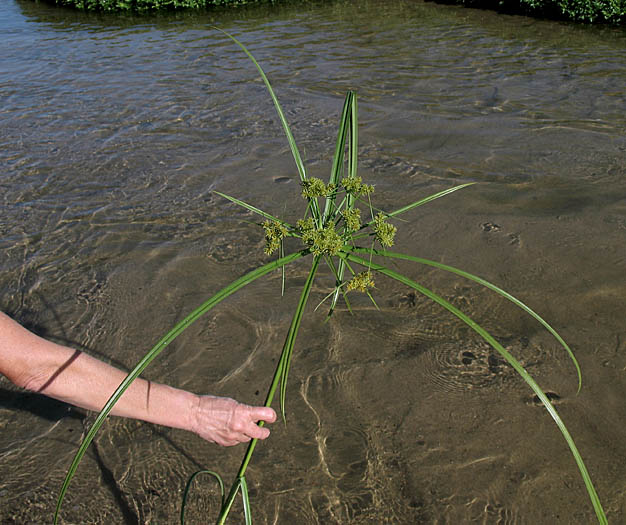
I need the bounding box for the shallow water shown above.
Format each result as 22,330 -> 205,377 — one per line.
1,0 -> 625,523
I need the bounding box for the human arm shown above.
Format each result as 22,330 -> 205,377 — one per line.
0,311 -> 275,446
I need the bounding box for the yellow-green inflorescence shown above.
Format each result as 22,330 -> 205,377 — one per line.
297,218 -> 343,256
341,176 -> 374,197
347,270 -> 375,293
262,219 -> 288,255
268,175 -> 392,294
373,212 -> 397,247
341,207 -> 361,232
301,177 -> 336,199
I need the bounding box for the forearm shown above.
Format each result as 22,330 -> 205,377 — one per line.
0,312 -> 197,432
1,312 -> 276,446
40,350 -> 198,432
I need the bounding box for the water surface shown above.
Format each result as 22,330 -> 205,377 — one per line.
1,0 -> 625,523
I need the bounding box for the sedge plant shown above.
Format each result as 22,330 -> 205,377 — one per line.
54,31 -> 608,524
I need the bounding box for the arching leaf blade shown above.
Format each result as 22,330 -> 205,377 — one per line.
347,246 -> 582,391
214,191 -> 293,230
180,469 -> 225,525
54,250 -> 307,524
324,91 -> 355,222
279,256 -> 321,419
343,252 -> 606,524
214,29 -> 306,182
240,476 -> 252,525
360,183 -> 476,230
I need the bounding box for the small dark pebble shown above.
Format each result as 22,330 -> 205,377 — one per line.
461,351 -> 475,365
532,391 -> 561,405
481,222 -> 501,232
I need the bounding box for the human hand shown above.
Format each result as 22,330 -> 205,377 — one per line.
190,395 -> 277,447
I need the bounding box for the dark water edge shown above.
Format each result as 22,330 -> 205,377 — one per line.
1,0 -> 625,523
428,0 -> 626,25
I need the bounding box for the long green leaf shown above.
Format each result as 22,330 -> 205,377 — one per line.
216,256 -> 321,525
217,477 -> 241,525
328,92 -> 358,313
215,28 -> 307,184
343,252 -> 606,524
216,29 -> 322,224
214,191 -> 293,230
180,469 -> 225,525
349,92 -> 358,180
323,91 -> 355,222
279,256 -> 321,418
347,246 -> 582,391
386,183 -> 476,218
359,183 -> 476,231
240,476 -> 252,525
54,249 -> 307,524
325,253 -> 349,318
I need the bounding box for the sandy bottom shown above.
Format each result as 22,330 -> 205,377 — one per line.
2,189 -> 624,524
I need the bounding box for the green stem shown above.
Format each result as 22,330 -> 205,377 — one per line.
55,250 -> 307,525
216,256 -> 321,524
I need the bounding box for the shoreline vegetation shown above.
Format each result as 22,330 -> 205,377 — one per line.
36,0 -> 626,24
430,0 -> 625,24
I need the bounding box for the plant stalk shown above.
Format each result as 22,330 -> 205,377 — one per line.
216,255 -> 320,524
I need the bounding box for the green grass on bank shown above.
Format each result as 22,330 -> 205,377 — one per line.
432,0 -> 625,23
46,0 -> 276,12
36,0 -> 626,22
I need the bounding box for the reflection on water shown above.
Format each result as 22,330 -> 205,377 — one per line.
1,0 -> 625,523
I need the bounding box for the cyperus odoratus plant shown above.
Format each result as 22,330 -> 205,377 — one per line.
55,31 -> 607,525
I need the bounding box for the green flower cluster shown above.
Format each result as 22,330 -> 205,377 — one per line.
347,270 -> 375,293
262,220 -> 287,255
374,212 -> 397,247
296,218 -> 316,244
341,176 -> 374,197
301,177 -> 336,199
297,218 -> 343,256
341,207 -> 361,232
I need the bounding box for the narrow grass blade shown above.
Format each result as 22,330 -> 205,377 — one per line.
240,476 -> 253,525
323,91 -> 355,222
347,246 -> 582,391
360,183 -> 476,231
325,253 -> 348,318
54,250 -> 308,524
328,260 -> 348,316
216,256 -> 321,525
280,243 -> 286,296
386,183 -> 476,218
343,252 -> 606,524
217,477 -> 241,525
214,191 -> 293,230
328,92 -> 357,312
349,93 -> 358,180
215,28 -> 307,185
216,28 -> 323,224
279,256 -> 321,418
180,469 -> 225,525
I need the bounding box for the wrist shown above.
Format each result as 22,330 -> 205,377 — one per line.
187,391 -> 202,436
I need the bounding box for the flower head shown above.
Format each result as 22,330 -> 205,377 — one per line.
347,271 -> 375,293
373,212 -> 397,247
301,178 -> 335,199
310,224 -> 343,256
341,207 -> 361,232
341,176 -> 374,197
262,220 -> 288,255
297,218 -> 343,256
